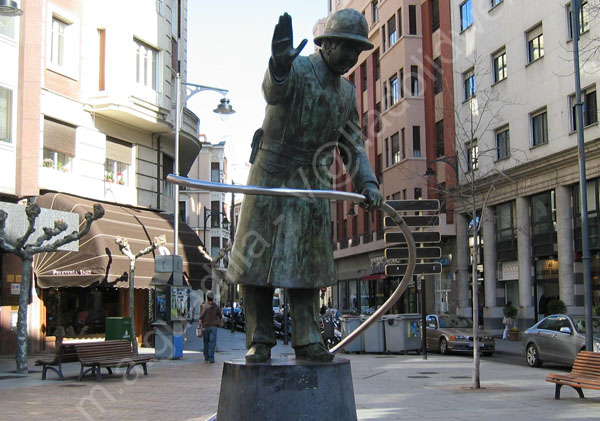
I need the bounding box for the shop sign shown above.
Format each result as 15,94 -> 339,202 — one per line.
370,256 -> 402,274
10,283 -> 20,295
536,259 -> 558,280
51,269 -> 93,276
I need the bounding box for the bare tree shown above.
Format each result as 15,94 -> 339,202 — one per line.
0,203 -> 104,374
115,234 -> 166,355
431,56 -> 523,389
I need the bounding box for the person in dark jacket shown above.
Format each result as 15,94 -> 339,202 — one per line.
228,10 -> 382,363
199,291 -> 223,363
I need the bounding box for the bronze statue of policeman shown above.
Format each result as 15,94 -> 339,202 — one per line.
228,9 -> 382,363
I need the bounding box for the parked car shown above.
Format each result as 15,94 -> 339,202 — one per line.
222,303 -> 244,331
522,314 -> 600,367
425,314 -> 495,356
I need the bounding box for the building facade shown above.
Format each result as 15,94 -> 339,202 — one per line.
0,0 -> 211,354
320,0 -> 457,317
450,0 -> 600,333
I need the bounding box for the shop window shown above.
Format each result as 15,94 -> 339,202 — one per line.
496,201 -> 517,261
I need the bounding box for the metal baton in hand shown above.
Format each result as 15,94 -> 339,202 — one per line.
167,174 -> 416,354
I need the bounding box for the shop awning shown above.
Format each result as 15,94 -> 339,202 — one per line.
33,192 -> 211,289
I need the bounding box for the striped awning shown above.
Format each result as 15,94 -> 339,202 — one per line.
33,192 -> 211,289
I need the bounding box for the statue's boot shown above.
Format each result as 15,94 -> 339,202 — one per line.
295,343 -> 334,362
245,343 -> 272,363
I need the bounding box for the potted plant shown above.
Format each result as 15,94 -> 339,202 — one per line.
508,327 -> 520,341
117,172 -> 125,185
42,158 -> 54,168
105,172 -> 114,183
546,298 -> 567,314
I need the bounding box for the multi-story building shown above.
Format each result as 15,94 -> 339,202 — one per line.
450,0 -> 600,332
319,0 -> 457,317
0,0 -> 211,353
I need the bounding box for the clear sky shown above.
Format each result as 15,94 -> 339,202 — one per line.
186,0 -> 328,184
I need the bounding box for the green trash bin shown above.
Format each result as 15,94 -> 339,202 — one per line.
105,317 -> 132,342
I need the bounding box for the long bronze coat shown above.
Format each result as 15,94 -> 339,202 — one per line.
227,52 -> 378,289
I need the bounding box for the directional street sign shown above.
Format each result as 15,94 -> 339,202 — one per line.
385,263 -> 442,276
386,199 -> 440,211
385,247 -> 441,260
384,215 -> 439,228
385,231 -> 441,244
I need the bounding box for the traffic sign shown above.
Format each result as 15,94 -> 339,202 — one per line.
384,215 -> 439,227
385,263 -> 442,276
386,199 -> 440,211
384,247 -> 441,260
385,232 -> 441,244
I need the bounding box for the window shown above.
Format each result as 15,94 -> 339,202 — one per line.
163,154 -> 174,197
401,128 -> 406,159
135,38 -> 159,91
411,66 -> 419,96
435,120 -> 444,158
414,188 -> 422,200
374,49 -> 380,81
361,62 -> 367,92
389,74 -> 399,106
527,24 -> 543,63
43,149 -> 72,172
156,0 -> 165,16
372,0 -> 379,24
210,201 -> 220,228
409,5 -> 417,35
570,88 -> 597,130
387,16 -> 397,47
412,126 -> 421,157
463,69 -> 475,100
376,102 -> 381,133
383,82 -> 388,109
431,0 -> 440,31
496,201 -> 516,261
381,26 -> 386,51
211,162 -> 220,182
391,132 -> 400,164
496,127 -> 510,160
467,140 -> 478,171
531,109 -> 548,146
105,137 -> 132,184
0,86 -> 12,144
399,68 -> 404,98
51,17 -> 69,68
460,0 -> 473,31
0,15 -> 16,39
568,1 -> 589,39
377,153 -> 383,183
493,49 -> 507,83
433,57 -> 442,94
362,112 -> 368,138
397,7 -> 403,37
211,237 -> 220,259
385,137 -> 389,166
43,118 -> 76,167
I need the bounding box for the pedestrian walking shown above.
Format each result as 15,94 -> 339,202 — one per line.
199,291 -> 223,363
502,301 -> 513,340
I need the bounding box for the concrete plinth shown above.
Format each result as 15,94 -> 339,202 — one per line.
216,356 -> 357,421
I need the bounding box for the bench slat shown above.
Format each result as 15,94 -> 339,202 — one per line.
74,340 -> 152,381
546,351 -> 600,399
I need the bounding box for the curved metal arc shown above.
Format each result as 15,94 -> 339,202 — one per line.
165,175 -> 416,354
330,202 -> 416,354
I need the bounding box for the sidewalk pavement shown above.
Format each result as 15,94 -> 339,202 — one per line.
0,326 -> 597,420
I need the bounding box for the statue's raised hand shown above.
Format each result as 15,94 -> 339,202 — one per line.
271,13 -> 307,79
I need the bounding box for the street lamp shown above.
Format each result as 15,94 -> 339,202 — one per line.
203,208 -> 229,252
423,155 -> 458,178
173,74 -> 234,255
0,0 -> 23,16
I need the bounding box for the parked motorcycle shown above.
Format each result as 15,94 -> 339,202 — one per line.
320,310 -> 342,349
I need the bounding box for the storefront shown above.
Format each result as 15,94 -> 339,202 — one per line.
0,192 -> 211,353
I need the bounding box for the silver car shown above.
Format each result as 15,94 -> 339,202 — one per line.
522,314 -> 600,367
425,314 -> 495,356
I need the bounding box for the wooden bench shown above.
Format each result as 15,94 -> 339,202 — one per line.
74,340 -> 153,382
546,351 -> 600,399
35,343 -> 80,380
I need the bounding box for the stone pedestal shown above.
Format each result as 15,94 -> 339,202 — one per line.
216,356 -> 357,421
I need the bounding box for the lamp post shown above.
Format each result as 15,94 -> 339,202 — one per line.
173,74 -> 234,254
571,0 -> 593,351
